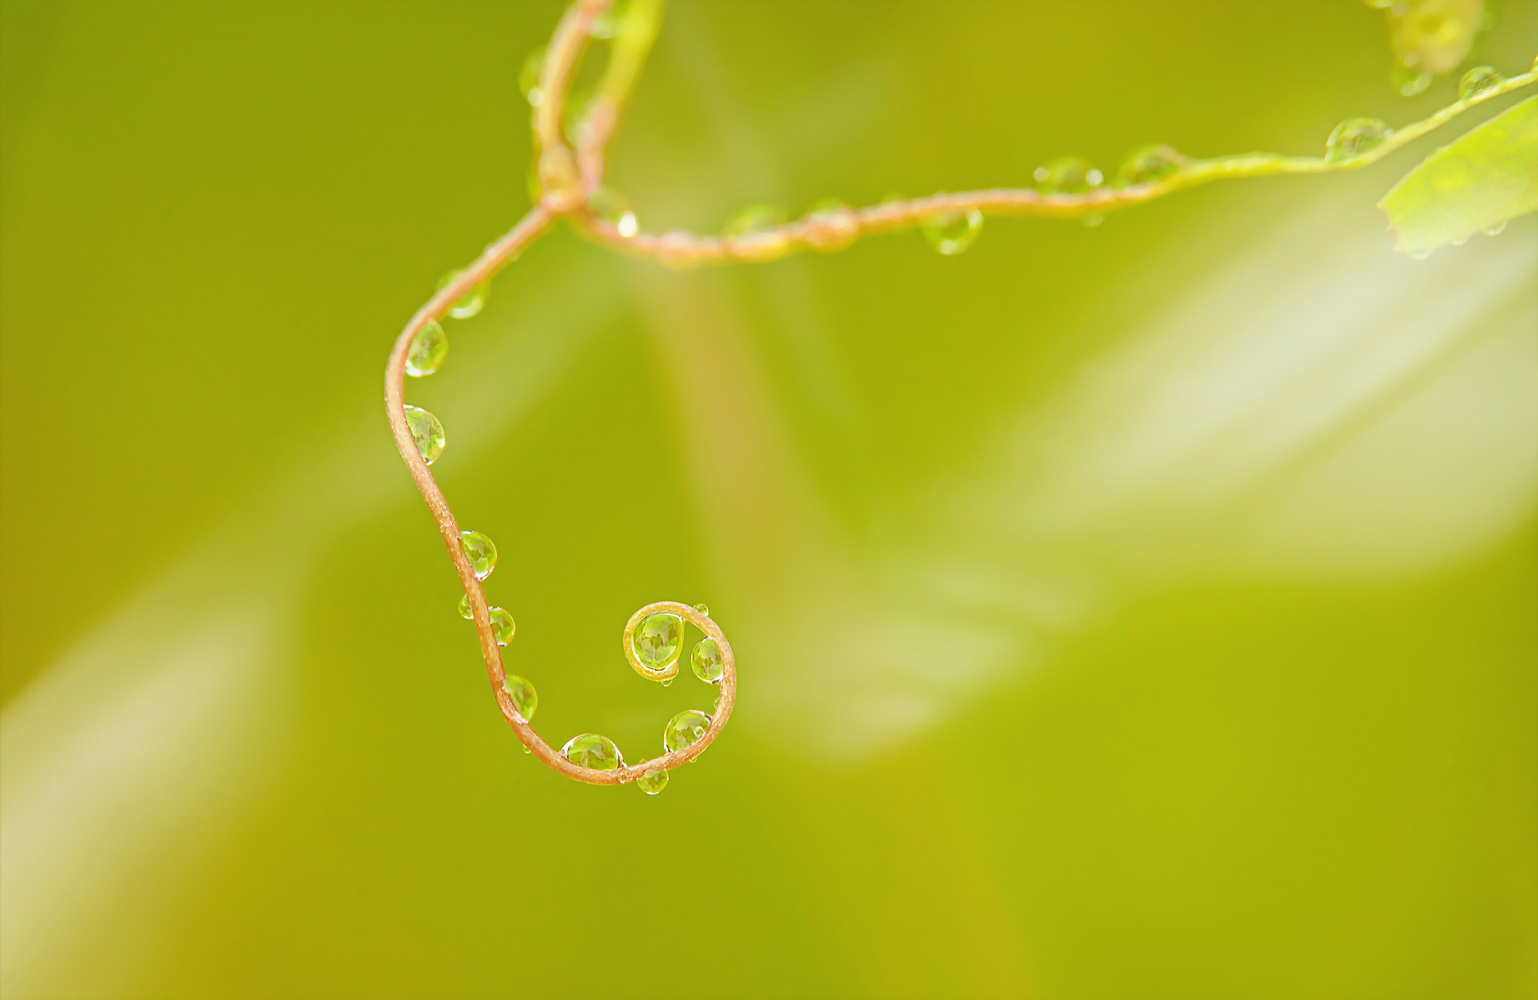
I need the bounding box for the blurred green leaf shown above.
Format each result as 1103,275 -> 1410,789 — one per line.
1379,95 -> 1538,257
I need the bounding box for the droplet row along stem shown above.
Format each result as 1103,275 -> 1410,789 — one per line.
568,62 -> 1537,265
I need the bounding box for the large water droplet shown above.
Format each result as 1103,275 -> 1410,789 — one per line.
692,638 -> 724,684
1483,220 -> 1508,236
724,204 -> 785,237
637,767 -> 668,795
437,270 -> 488,319
1034,156 -> 1101,194
561,733 -> 623,770
693,603 -> 710,617
1114,144 -> 1186,187
1458,65 -> 1503,100
663,709 -> 712,753
460,531 -> 498,580
503,674 -> 538,721
405,321 -> 447,377
403,406 -> 445,465
519,46 -> 546,107
632,613 -> 683,671
585,187 -> 638,238
458,594 -> 474,620
921,209 -> 983,255
489,607 -> 516,646
1325,118 -> 1390,164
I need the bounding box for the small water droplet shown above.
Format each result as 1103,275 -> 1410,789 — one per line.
1458,65 -> 1503,100
460,531 -> 498,580
636,767 -> 668,795
692,638 -> 724,683
403,406 -> 445,465
921,209 -> 983,255
458,594 -> 473,619
488,607 -> 516,645
663,709 -> 712,753
561,733 -> 623,770
1034,156 -> 1101,194
502,674 -> 538,722
585,187 -> 638,238
1325,118 -> 1390,164
1083,214 -> 1104,228
661,677 -> 674,688
437,270 -> 488,319
724,204 -> 785,237
693,603 -> 710,617
802,198 -> 859,251
1483,220 -> 1508,236
1391,64 -> 1432,96
519,46 -> 546,107
1114,144 -> 1186,187
632,613 -> 683,672
405,321 -> 447,377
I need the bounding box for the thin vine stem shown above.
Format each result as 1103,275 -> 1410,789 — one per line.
569,68 -> 1536,263
387,0 -> 1532,787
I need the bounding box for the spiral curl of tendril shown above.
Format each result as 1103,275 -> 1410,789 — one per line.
386,0 -> 1535,786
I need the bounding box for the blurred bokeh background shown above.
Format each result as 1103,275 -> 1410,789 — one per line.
2,2 -> 1536,997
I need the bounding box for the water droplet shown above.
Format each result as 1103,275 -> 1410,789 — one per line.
1083,214 -> 1104,228
802,198 -> 859,251
663,709 -> 712,753
723,209 -> 791,260
405,321 -> 447,377
632,613 -> 683,671
519,46 -> 546,107
921,209 -> 983,255
660,677 -> 674,688
1324,118 -> 1390,164
403,406 -> 445,465
1034,156 -> 1101,194
636,767 -> 668,795
585,187 -> 638,238
1391,64 -> 1432,96
693,603 -> 710,617
460,531 -> 498,580
589,0 -> 632,38
1409,250 -> 1432,261
724,204 -> 785,237
1458,65 -> 1503,100
437,270 -> 488,319
561,733 -> 623,770
1114,144 -> 1185,187
502,674 -> 538,722
488,607 -> 516,645
458,594 -> 474,620
692,638 -> 723,683
1483,220 -> 1508,236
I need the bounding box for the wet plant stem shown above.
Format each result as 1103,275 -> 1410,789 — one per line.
385,0 -> 1533,785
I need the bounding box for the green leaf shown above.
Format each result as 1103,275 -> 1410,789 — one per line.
1378,94 -> 1538,257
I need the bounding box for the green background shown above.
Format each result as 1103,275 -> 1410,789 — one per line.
2,2 -> 1535,997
